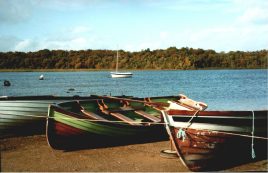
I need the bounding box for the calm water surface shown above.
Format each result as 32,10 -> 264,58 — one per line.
0,69 -> 267,110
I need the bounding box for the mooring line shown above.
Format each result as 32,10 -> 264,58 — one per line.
1,112 -> 267,140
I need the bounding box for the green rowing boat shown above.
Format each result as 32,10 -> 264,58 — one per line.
46,96 -> 180,150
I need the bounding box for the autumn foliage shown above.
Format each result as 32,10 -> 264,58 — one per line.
0,47 -> 267,70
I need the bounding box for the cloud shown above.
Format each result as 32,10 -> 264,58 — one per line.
166,0 -> 268,51
182,23 -> 268,52
0,25 -> 94,52
122,32 -> 172,51
8,37 -> 89,52
0,0 -> 34,24
0,0 -> 108,25
159,31 -> 169,40
144,0 -> 232,12
1,0 -> 267,52
14,39 -> 38,51
233,0 -> 268,24
36,0 -> 113,11
70,26 -> 91,34
0,36 -> 20,51
237,7 -> 268,24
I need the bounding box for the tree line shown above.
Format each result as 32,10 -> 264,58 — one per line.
0,47 -> 267,70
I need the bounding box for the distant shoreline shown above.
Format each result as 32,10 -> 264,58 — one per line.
0,68 -> 267,72
1,48 -> 267,70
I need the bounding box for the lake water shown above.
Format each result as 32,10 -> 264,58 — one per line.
0,69 -> 267,110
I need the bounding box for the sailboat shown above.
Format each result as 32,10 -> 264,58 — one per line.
110,50 -> 133,78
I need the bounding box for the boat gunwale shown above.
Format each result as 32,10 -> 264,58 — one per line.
48,99 -> 161,126
166,109 -> 268,117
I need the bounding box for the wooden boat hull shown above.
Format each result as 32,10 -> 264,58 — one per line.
47,105 -> 167,149
46,97 -> 180,150
0,95 -> 95,138
163,110 -> 268,171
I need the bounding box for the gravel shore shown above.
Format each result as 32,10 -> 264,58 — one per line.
1,135 -> 267,172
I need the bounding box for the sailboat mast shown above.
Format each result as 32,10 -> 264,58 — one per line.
116,50 -> 119,72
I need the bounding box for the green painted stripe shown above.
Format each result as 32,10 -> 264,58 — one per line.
0,107 -> 48,111
0,103 -> 49,108
0,111 -> 46,117
0,116 -> 42,121
52,111 -> 141,136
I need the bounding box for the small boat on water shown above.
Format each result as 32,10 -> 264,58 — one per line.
39,74 -> 44,80
162,103 -> 268,171
0,95 -> 96,138
110,72 -> 133,78
3,80 -> 11,87
110,50 -> 132,78
46,95 -> 181,150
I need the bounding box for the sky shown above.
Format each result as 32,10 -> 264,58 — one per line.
0,0 -> 267,52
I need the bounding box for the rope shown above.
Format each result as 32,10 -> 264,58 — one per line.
177,128 -> 186,141
208,130 -> 268,140
186,110 -> 200,129
176,110 -> 199,141
251,111 -> 256,159
1,112 -> 268,140
0,112 -> 167,125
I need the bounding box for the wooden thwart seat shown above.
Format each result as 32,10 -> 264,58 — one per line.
110,112 -> 141,126
96,99 -> 147,126
76,100 -> 107,121
134,110 -> 161,123
81,109 -> 106,121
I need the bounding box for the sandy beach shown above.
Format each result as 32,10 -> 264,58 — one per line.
0,135 -> 267,172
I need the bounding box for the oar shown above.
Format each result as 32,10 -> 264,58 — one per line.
96,95 -> 170,107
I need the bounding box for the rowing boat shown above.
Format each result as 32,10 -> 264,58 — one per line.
46,96 -> 181,150
162,109 -> 268,171
0,95 -> 96,138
